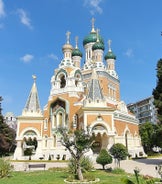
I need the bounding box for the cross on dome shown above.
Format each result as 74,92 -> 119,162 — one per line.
96,29 -> 100,42
32,75 -> 37,82
108,39 -> 112,51
91,17 -> 96,33
66,31 -> 71,44
75,36 -> 78,49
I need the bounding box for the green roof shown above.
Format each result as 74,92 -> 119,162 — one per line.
83,32 -> 104,46
72,48 -> 83,57
92,41 -> 105,51
104,51 -> 116,60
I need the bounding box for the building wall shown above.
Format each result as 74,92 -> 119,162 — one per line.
127,96 -> 157,124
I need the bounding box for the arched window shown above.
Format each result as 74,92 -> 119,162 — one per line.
75,74 -> 81,87
52,114 -> 56,128
53,135 -> 56,147
45,135 -> 48,148
44,118 -> 48,130
58,112 -> 63,127
60,75 -> 66,88
125,131 -> 129,149
73,114 -> 78,128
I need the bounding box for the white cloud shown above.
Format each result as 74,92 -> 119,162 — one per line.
124,48 -> 134,58
48,53 -> 59,61
17,9 -> 33,29
20,54 -> 34,63
84,0 -> 103,15
0,0 -> 5,18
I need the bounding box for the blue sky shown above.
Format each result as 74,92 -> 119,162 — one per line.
0,0 -> 162,116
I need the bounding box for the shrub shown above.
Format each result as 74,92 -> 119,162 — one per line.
0,158 -> 13,178
96,149 -> 112,170
24,148 -> 33,156
68,156 -> 93,175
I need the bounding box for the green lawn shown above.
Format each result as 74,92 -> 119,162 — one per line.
0,169 -> 155,184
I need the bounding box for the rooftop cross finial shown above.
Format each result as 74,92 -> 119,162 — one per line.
66,31 -> 71,44
108,39 -> 112,51
75,36 -> 78,49
32,75 -> 37,82
91,17 -> 95,32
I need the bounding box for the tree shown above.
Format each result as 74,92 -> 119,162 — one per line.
153,58 -> 162,124
153,123 -> 162,148
109,143 -> 128,167
96,149 -> 112,170
139,122 -> 155,153
58,128 -> 94,181
0,114 -> 16,156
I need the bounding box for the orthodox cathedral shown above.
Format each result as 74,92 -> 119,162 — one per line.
14,19 -> 145,160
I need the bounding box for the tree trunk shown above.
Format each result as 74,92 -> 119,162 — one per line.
102,165 -> 105,170
76,161 -> 83,181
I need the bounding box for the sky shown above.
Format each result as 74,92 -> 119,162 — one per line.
0,0 -> 162,116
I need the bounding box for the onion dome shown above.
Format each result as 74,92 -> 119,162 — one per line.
104,40 -> 116,60
92,29 -> 105,51
83,32 -> 104,46
72,36 -> 83,57
83,18 -> 104,46
92,41 -> 105,51
62,43 -> 73,52
104,51 -> 116,60
62,31 -> 73,52
72,48 -> 82,57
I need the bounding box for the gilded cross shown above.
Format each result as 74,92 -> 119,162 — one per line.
108,39 -> 112,51
91,17 -> 95,32
75,36 -> 78,48
66,31 -> 71,44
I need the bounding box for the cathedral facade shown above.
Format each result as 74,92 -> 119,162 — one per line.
14,20 -> 145,160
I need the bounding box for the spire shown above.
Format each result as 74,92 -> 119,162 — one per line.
23,75 -> 42,116
87,68 -> 104,101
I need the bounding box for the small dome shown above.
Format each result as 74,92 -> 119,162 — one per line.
104,51 -> 116,60
92,41 -> 105,51
83,32 -> 104,46
72,48 -> 83,57
62,43 -> 73,51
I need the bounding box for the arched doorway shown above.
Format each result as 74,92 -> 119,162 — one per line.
22,130 -> 38,156
92,133 -> 102,154
91,124 -> 109,154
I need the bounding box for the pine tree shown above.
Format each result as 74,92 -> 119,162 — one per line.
153,58 -> 162,123
0,114 -> 16,156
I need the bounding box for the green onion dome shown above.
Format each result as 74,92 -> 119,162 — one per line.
83,32 -> 104,46
72,48 -> 83,57
92,41 -> 105,51
104,50 -> 116,60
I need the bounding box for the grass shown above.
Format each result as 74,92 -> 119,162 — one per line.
0,168 -> 158,184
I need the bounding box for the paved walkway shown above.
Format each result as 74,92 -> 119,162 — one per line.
11,157 -> 162,179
